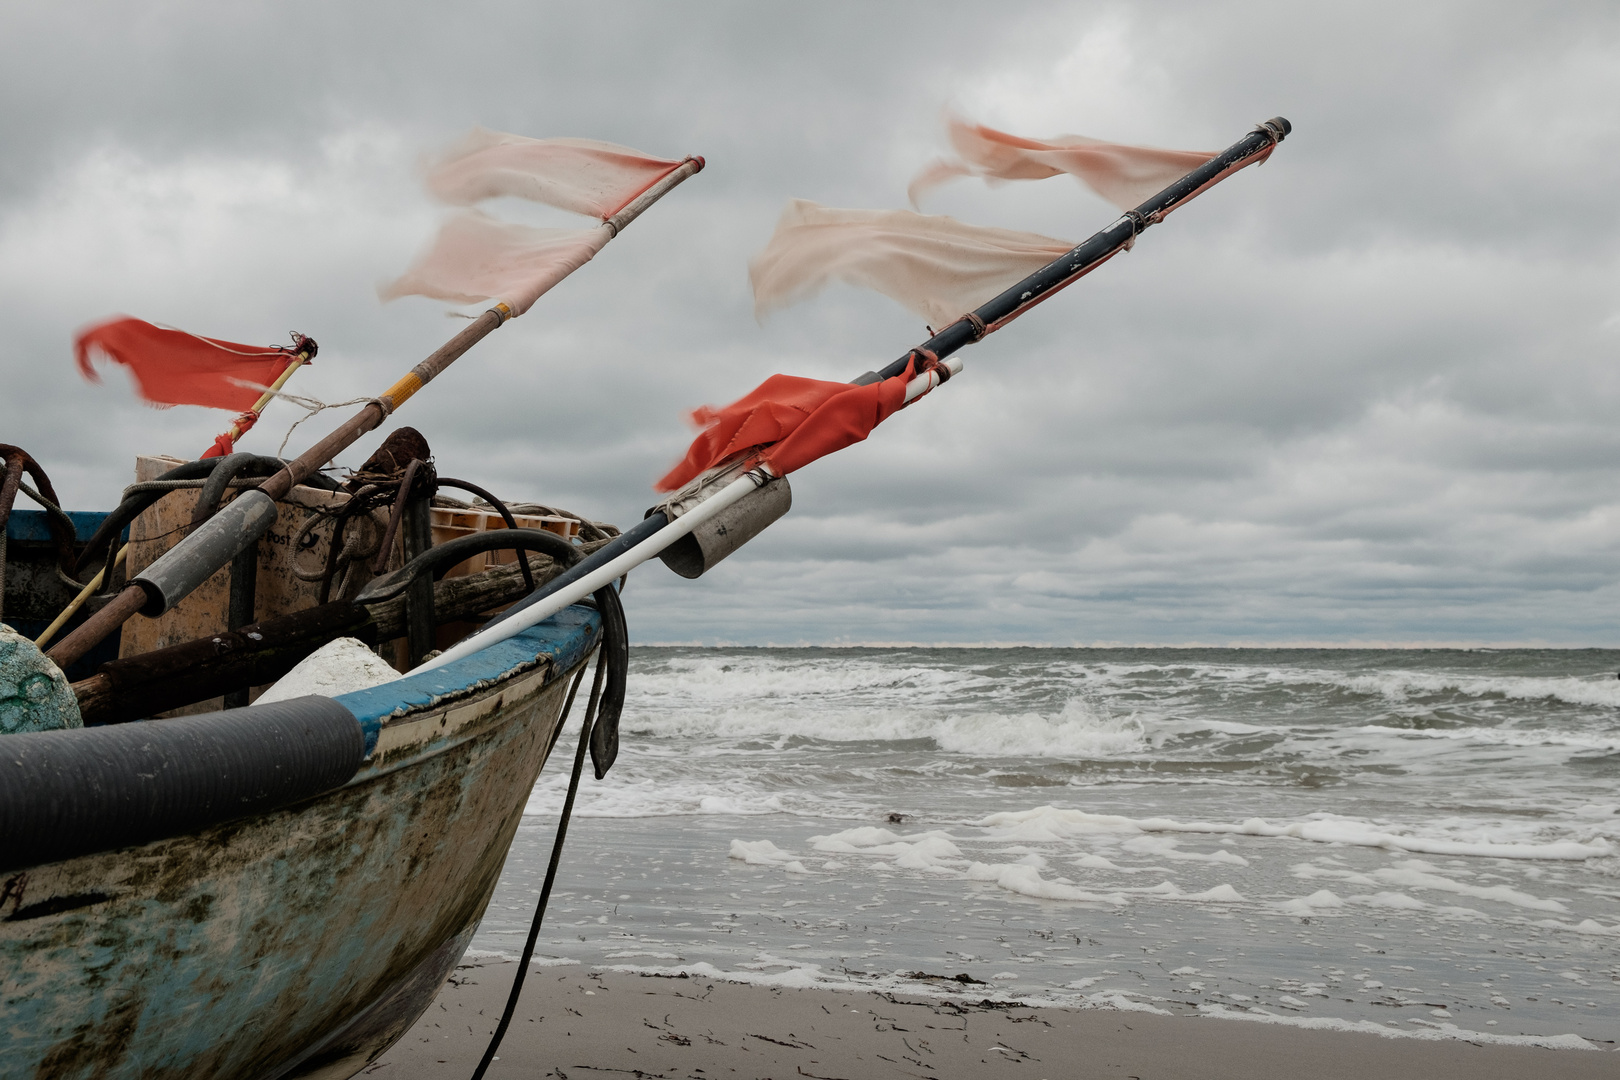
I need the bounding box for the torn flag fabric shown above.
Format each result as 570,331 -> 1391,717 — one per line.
424,128 -> 686,219
74,317 -> 298,412
656,357 -> 921,492
749,200 -> 1073,327
909,114 -> 1217,212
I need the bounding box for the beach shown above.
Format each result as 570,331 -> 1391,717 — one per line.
369,958 -> 1616,1078
365,646 -> 1620,1075
465,648 -> 1619,1049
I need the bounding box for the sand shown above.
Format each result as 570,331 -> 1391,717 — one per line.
363,960 -> 1617,1079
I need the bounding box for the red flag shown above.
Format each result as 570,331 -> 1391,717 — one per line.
656,358 -> 920,492
74,317 -> 297,412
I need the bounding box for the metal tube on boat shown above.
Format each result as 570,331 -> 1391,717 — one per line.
130,489 -> 279,617
651,462 -> 792,579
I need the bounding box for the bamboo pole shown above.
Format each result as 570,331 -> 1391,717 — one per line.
211,351 -> 310,457
46,157 -> 704,670
33,547 -> 125,650
33,351 -> 310,650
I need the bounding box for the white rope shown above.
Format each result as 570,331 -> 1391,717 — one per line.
226,379 -> 388,460
153,322 -> 290,358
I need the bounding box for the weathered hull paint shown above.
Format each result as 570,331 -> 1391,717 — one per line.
0,607 -> 601,1080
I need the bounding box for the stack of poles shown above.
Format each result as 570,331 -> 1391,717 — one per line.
417,117 -> 1291,674
45,157 -> 706,671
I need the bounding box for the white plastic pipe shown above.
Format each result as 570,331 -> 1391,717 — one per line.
902,356 -> 963,403
412,356 -> 964,677
414,471 -> 762,673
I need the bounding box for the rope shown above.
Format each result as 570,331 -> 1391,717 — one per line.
120,477 -> 263,500
290,488 -> 390,600
153,324 -> 310,359
14,480 -> 94,593
1253,118 -> 1287,146
218,381 -> 393,460
16,480 -> 78,549
908,346 -> 950,385
1119,209 -> 1149,250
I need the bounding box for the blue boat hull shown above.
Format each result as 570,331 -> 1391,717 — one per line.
1,607 -> 601,1080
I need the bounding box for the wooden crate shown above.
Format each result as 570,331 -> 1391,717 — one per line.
120,455 -> 392,711
429,508 -> 578,578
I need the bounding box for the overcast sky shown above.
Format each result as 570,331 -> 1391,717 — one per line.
3,1 -> 1619,646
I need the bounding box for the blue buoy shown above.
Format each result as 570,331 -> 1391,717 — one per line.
0,623 -> 82,734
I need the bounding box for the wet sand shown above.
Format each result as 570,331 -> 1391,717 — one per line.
365,960 -> 1617,1079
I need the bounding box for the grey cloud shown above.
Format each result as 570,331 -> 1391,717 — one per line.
2,0 -> 1619,646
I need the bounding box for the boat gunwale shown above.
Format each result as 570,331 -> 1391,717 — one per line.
2,605 -> 604,1079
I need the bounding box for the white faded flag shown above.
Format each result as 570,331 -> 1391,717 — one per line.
382,128 -> 686,316
378,211 -> 610,314
424,128 -> 686,219
749,200 -> 1073,328
909,113 -> 1217,212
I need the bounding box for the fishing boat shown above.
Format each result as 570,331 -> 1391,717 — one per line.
1,116 -> 1288,1079
1,437 -> 630,1080
3,135 -> 701,1080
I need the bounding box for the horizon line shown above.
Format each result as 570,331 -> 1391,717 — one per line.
630,639 -> 1620,650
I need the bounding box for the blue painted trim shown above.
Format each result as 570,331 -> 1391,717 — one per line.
3,509 -> 124,543
335,604 -> 601,755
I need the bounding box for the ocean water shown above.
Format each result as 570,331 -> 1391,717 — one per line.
470,648 -> 1620,1049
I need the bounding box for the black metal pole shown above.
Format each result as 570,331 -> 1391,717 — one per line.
482,118 -> 1290,636
858,117 -> 1290,384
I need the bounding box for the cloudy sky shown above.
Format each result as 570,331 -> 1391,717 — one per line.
3,1 -> 1618,646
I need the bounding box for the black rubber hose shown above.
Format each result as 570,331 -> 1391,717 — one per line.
352,528 -> 581,606
349,521 -> 626,776
479,511 -> 668,634
435,477 -> 536,593
0,695 -> 364,873
76,458 -> 217,574
190,452 -> 265,527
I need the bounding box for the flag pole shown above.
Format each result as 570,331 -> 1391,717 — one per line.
46,156 -> 705,670
417,118 -> 1290,673
32,350 -> 313,651
202,348 -> 312,459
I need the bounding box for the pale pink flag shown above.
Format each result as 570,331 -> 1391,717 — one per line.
379,211 -> 609,316
383,128 -> 684,314
425,128 -> 685,219
909,114 -> 1217,212
749,200 -> 1073,327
